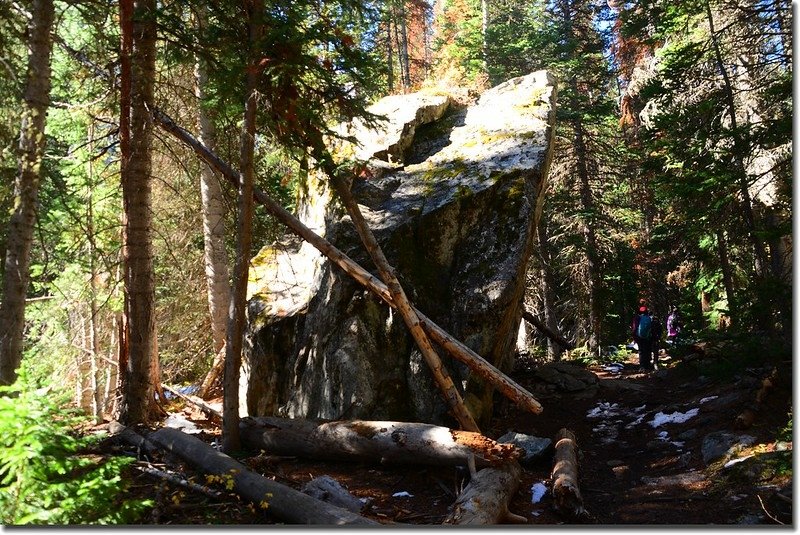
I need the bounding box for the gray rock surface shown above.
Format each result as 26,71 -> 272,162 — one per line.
701,431 -> 756,465
243,71 -> 557,426
497,432 -> 552,465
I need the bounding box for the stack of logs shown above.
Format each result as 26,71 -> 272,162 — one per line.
111,417 -> 591,525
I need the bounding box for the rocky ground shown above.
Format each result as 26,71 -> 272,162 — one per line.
105,343 -> 792,526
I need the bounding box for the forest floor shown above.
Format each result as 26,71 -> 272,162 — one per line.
102,343 -> 793,526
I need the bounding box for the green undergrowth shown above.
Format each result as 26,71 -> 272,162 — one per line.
0,374 -> 152,525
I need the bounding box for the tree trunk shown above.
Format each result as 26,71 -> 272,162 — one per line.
150,427 -> 380,525
0,0 -> 55,386
240,416 -> 520,467
551,428 -> 590,522
571,109 -> 602,356
444,461 -> 525,524
522,308 -> 574,351
223,0 -> 262,453
386,10 -> 394,92
328,174 -> 479,432
151,108 -> 543,417
194,8 -> 231,358
704,0 -> 767,275
118,0 -> 160,425
716,229 -> 736,328
536,218 -> 562,360
398,2 -> 411,90
87,122 -> 104,423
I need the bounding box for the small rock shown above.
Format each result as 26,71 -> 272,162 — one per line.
612,465 -> 629,480
736,514 -> 764,525
676,452 -> 693,468
498,432 -> 552,465
701,431 -> 756,465
301,475 -> 365,512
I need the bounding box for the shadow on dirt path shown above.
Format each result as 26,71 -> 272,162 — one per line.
495,349 -> 792,525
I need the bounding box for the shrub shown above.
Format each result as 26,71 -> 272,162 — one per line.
0,374 -> 152,524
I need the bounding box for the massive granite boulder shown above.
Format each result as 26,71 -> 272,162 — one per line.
243,71 -> 557,426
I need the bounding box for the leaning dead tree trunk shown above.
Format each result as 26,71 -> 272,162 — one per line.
444,461 -> 526,525
522,308 -> 574,350
240,416 -> 520,468
551,428 -> 590,522
328,174 -> 478,432
149,427 -> 379,525
151,109 -> 542,417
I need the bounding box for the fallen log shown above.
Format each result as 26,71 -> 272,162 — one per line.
240,416 -> 520,469
551,428 -> 591,522
149,427 -> 379,525
444,461 -> 525,525
522,308 -> 574,350
108,420 -> 160,458
161,383 -> 222,419
136,464 -> 224,500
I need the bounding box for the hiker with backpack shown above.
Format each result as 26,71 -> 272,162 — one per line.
632,305 -> 654,371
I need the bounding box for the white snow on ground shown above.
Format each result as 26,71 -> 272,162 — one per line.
700,396 -> 718,404
588,402 -> 648,443
649,407 -> 699,427
586,401 -> 620,418
392,491 -> 413,498
531,483 -> 548,504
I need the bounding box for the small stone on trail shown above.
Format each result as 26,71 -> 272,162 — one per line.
497,432 -> 552,465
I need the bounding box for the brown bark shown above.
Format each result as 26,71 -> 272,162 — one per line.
240,416 -> 520,468
151,108 -> 543,417
329,175 -> 479,432
118,0 -> 160,425
223,0 -> 262,453
149,427 -> 380,525
0,0 -> 55,386
551,428 -> 591,522
444,461 -> 525,524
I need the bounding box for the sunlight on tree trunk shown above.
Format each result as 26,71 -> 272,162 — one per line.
118,0 -> 160,425
223,0 -> 263,454
0,0 -> 54,387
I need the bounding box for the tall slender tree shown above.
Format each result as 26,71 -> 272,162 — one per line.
0,0 -> 55,386
117,0 -> 161,424
195,7 -> 232,398
222,0 -> 263,453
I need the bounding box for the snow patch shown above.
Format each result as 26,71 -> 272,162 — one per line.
700,396 -> 718,404
649,408 -> 699,427
531,482 -> 547,504
392,491 -> 413,498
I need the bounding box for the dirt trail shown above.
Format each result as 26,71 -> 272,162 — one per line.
496,351 -> 792,525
